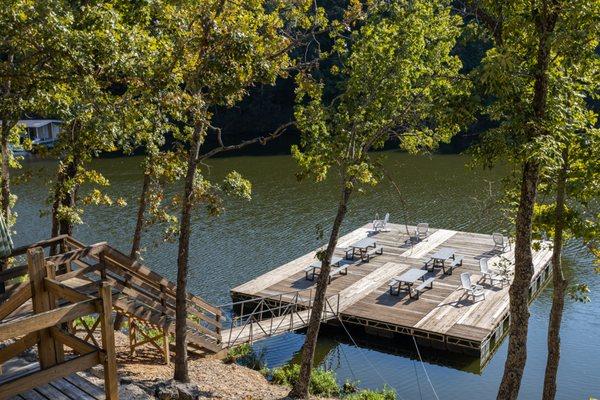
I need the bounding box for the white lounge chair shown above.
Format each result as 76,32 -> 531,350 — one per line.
492,233 -> 510,252
479,258 -> 504,286
372,213 -> 390,232
461,272 -> 485,301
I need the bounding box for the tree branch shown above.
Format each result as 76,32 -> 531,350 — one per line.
196,121 -> 294,162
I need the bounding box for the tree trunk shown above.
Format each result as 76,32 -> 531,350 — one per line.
58,157 -> 78,237
1,125 -> 11,223
496,160 -> 540,400
0,123 -> 11,293
542,148 -> 569,400
173,123 -> 203,383
496,3 -> 556,398
130,171 -> 151,259
289,184 -> 353,399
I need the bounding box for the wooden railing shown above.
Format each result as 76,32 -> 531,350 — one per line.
61,237 -> 223,355
0,246 -> 118,400
0,235 -> 223,364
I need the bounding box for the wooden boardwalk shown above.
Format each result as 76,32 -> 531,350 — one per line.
231,223 -> 553,364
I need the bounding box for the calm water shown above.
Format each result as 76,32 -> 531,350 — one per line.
13,153 -> 600,399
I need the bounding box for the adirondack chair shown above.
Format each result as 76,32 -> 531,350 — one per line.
416,223 -> 429,240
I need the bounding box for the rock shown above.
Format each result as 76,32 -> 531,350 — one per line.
176,383 -> 203,400
121,383 -> 154,400
155,381 -> 178,400
154,380 -> 206,400
88,365 -> 105,379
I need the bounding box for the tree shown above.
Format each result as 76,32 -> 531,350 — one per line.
155,0 -> 315,382
0,1 -> 62,237
46,1 -> 148,242
288,1 -> 468,397
467,0 -> 599,398
532,93 -> 599,399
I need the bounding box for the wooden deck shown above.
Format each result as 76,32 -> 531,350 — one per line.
231,223 -> 553,365
2,358 -> 106,400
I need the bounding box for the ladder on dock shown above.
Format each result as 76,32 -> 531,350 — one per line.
220,289 -> 341,348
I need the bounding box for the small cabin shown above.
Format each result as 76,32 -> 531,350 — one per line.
19,119 -> 61,146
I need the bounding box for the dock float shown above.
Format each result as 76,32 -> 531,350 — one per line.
230,223 -> 553,366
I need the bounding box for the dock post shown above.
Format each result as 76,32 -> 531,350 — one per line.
163,324 -> 171,367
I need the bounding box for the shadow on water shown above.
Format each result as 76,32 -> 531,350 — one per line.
274,324 -> 485,376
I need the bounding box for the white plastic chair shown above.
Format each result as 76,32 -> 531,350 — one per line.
373,213 -> 390,232
492,233 -> 510,252
479,258 -> 503,286
461,272 -> 485,301
416,223 -> 429,240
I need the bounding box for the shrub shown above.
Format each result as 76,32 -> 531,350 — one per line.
224,343 -> 252,364
344,386 -> 397,400
269,364 -> 340,396
310,368 -> 340,397
342,379 -> 360,394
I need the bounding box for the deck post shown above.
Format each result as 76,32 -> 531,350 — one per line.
45,262 -> 65,363
163,324 -> 171,367
99,281 -> 119,400
27,247 -> 58,369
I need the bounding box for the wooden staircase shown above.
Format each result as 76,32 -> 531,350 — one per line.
0,235 -> 224,365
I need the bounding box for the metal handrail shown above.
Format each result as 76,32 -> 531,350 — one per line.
218,288 -> 316,308
221,289 -> 341,347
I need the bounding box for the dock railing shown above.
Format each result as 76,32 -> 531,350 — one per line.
219,289 -> 340,348
0,246 -> 118,400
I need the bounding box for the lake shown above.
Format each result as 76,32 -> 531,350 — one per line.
13,152 -> 600,399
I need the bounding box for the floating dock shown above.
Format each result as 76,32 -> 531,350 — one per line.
230,223 -> 553,366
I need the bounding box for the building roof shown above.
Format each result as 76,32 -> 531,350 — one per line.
17,119 -> 61,128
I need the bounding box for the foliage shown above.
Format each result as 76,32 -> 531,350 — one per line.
224,344 -> 253,364
471,0 -> 599,171
492,256 -> 514,283
293,0 -> 469,190
0,0 -> 66,228
74,315 -> 98,329
342,379 -> 360,394
344,386 -> 397,400
270,364 -> 340,396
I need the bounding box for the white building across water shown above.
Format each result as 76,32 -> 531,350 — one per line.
19,119 -> 61,146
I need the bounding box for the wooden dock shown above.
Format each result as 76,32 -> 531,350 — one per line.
230,223 -> 553,365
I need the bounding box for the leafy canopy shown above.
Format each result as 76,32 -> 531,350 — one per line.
293,0 -> 469,187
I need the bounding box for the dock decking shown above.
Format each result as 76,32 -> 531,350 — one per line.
230,223 -> 553,365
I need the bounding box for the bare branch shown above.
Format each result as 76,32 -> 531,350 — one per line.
196,121 -> 294,162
